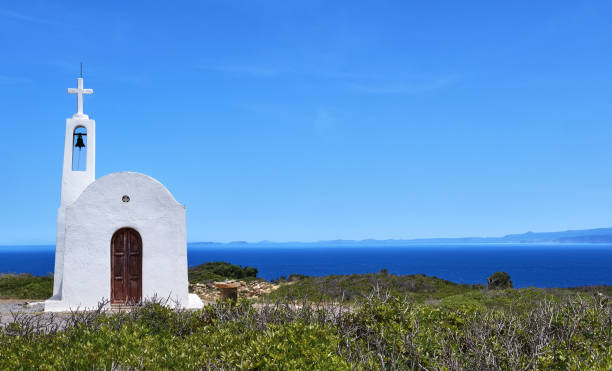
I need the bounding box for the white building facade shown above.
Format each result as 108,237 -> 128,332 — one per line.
45,77 -> 203,312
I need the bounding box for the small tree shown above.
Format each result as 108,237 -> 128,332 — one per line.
487,271 -> 513,289
243,266 -> 258,278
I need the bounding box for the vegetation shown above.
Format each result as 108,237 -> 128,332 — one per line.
0,274 -> 53,300
271,273 -> 309,283
1,267 -> 611,369
488,271 -> 513,289
188,261 -> 258,283
1,289 -> 610,369
263,271 -> 612,312
266,271 -> 483,302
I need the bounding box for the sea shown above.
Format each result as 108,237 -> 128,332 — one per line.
1,243 -> 611,288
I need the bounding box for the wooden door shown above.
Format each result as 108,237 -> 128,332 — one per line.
111,228 -> 142,304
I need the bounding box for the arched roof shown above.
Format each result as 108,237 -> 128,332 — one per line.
70,171 -> 182,209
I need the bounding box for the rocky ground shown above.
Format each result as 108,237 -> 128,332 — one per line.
0,300 -> 46,325
0,299 -> 44,314
190,280 -> 280,302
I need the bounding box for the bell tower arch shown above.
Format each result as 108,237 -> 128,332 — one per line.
61,76 -> 95,205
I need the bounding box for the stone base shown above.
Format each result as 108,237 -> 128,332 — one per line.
187,293 -> 204,309
45,294 -> 204,312
44,295 -> 105,312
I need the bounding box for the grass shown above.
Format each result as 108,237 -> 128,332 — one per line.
266,272 -> 482,302
0,274 -> 53,300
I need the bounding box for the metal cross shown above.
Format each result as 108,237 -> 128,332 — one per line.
67,76 -> 93,117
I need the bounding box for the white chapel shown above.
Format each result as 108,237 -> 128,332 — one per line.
45,76 -> 203,312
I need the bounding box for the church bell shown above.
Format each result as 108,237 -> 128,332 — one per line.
75,134 -> 85,149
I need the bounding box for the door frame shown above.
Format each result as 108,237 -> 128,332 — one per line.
110,227 -> 143,305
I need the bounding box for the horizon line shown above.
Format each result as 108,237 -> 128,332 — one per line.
3,225 -> 612,247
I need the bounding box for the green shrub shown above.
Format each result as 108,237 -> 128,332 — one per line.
0,274 -> 53,299
243,266 -> 258,278
247,322 -> 348,370
188,261 -> 258,283
488,271 -> 513,289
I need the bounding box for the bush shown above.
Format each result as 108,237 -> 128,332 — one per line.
488,271 -> 513,289
188,262 -> 258,283
243,266 -> 258,278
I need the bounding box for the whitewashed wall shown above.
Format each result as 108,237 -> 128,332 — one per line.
45,172 -> 202,311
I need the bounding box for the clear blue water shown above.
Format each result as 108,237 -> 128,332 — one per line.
1,244 -> 611,288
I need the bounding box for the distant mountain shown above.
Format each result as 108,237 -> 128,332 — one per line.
190,227 -> 612,247
556,235 -> 612,243
503,228 -> 612,243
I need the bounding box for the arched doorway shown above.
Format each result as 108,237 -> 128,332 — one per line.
111,228 -> 142,304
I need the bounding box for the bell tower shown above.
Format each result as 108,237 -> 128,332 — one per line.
60,76 -> 95,205
51,74 -> 96,297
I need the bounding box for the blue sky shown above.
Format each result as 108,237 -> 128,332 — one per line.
1,1 -> 612,244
